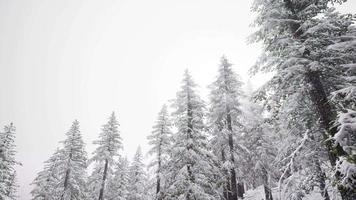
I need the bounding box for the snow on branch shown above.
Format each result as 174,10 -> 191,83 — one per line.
334,110 -> 356,155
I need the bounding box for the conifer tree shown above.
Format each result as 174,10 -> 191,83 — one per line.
0,123 -> 19,200
250,0 -> 356,199
165,70 -> 219,200
147,105 -> 172,200
31,120 -> 88,200
89,112 -> 122,200
57,120 -> 88,200
208,56 -> 243,200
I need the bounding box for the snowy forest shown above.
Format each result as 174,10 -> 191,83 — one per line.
1,0 -> 356,200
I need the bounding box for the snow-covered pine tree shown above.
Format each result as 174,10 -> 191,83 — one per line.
250,0 -> 355,199
89,112 -> 122,200
31,148 -> 62,200
105,157 -> 130,200
165,70 -> 219,200
147,104 -> 172,200
32,120 -> 88,200
127,146 -> 148,200
56,120 -> 88,200
208,56 -> 243,200
0,123 -> 19,200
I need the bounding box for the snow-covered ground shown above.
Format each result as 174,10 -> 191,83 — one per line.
244,186 -> 341,200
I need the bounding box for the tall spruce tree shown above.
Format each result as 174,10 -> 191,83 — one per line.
165,70 -> 218,200
147,104 -> 172,200
208,56 -> 244,200
0,123 -> 19,200
57,120 -> 88,200
89,112 -> 122,200
31,120 -> 88,200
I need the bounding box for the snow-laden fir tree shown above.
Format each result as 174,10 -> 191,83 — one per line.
127,146 -> 148,200
208,56 -> 243,200
88,112 -> 122,200
0,123 -> 19,200
32,120 -> 88,200
105,156 -> 130,200
250,0 -> 351,165
147,104 -> 172,200
250,0 -> 356,199
164,70 -> 219,200
31,148 -> 62,200
56,120 -> 88,200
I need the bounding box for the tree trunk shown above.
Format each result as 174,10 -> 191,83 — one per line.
305,72 -> 354,200
223,65 -> 238,200
263,185 -> 273,200
227,112 -> 238,200
227,176 -> 233,200
156,137 -> 162,200
98,159 -> 109,200
237,182 -> 244,198
186,88 -> 195,200
156,174 -> 161,195
61,152 -> 72,200
262,168 -> 273,200
222,149 -> 232,200
305,71 -> 342,166
60,168 -> 71,200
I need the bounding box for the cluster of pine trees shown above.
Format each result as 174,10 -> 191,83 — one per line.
30,113 -> 150,200
29,55 -> 354,200
1,0 -> 355,200
147,1 -> 356,197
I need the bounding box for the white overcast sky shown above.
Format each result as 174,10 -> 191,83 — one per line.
0,0 -> 355,199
